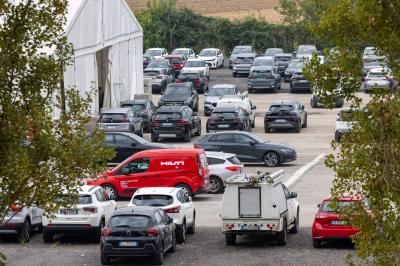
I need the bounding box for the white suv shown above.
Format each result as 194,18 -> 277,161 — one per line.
216,93 -> 257,128
128,187 -> 195,244
42,185 -> 116,243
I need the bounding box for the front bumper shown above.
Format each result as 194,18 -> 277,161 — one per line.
280,150 -> 297,163
364,82 -> 392,91
206,61 -> 217,68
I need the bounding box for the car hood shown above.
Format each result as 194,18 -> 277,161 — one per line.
160,94 -> 190,101
198,56 -> 216,61
205,96 -> 220,104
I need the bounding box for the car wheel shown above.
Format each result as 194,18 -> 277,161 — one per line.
313,239 -> 322,248
265,127 -> 270,133
302,116 -> 308,128
94,219 -> 105,244
195,122 -> 201,136
153,241 -> 165,265
248,88 -> 253,94
169,232 -> 177,253
251,119 -> 255,128
137,125 -> 144,137
276,219 -> 288,246
176,221 -> 186,244
43,230 -> 54,243
209,176 -> 224,194
193,104 -> 199,112
18,219 -> 31,243
187,212 -> 196,234
175,183 -> 193,197
151,134 -> 158,142
263,152 -> 280,167
37,225 -> 43,233
289,208 -> 299,234
100,252 -> 111,265
102,184 -> 118,199
311,100 -> 318,108
183,127 -> 191,142
225,234 -> 236,245
233,72 -> 237,77
295,122 -> 301,133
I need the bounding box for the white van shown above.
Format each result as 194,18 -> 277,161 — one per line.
216,92 -> 256,128
220,170 -> 299,246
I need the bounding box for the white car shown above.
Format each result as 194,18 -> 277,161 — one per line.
197,48 -> 224,69
206,151 -> 244,194
181,59 -> 210,78
0,204 -> 43,243
145,48 -> 168,59
42,185 -> 116,243
128,187 -> 195,244
171,48 -> 196,59
221,170 -> 299,246
216,92 -> 257,128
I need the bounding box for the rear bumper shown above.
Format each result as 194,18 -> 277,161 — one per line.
265,121 -> 298,130
44,225 -> 99,234
207,123 -> 242,131
101,243 -> 158,257
152,128 -> 186,135
0,223 -> 24,235
313,224 -> 358,239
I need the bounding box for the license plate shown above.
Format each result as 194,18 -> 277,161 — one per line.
218,124 -> 229,128
331,220 -> 348,225
107,125 -> 117,129
60,209 -> 78,215
299,80 -> 308,83
162,123 -> 173,126
239,224 -> 261,230
119,241 -> 139,247
275,119 -> 286,123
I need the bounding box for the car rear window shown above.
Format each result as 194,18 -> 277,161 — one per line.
250,70 -> 273,78
57,194 -> 93,205
209,88 -> 235,96
164,86 -> 190,95
269,105 -> 294,112
274,56 -> 292,62
132,195 -> 173,207
211,112 -> 237,118
109,215 -> 152,228
100,113 -> 127,122
155,112 -> 182,120
253,59 -> 274,66
233,47 -> 251,54
368,72 -> 386,78
120,104 -> 146,111
169,59 -> 183,64
320,201 -> 356,213
178,73 -> 200,80
227,156 -> 242,165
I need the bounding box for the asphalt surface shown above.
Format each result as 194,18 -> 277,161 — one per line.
1,66 -> 369,266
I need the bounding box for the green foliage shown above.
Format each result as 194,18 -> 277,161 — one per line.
0,1 -> 113,263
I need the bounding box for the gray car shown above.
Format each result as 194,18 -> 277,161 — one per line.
120,99 -> 157,133
284,60 -> 305,82
232,53 -> 255,77
229,45 -> 255,69
204,84 -> 240,116
247,66 -> 281,93
363,67 -> 395,92
144,68 -> 174,93
274,53 -> 293,76
295,44 -> 317,59
265,48 -> 284,56
98,108 -> 144,136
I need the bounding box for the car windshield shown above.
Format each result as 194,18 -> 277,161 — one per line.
270,105 -> 294,112
250,70 -> 273,78
146,49 -> 162,56
253,59 -> 274,66
298,46 -> 317,54
132,195 -> 174,207
172,49 -> 188,56
57,194 -> 93,205
109,215 -> 152,228
237,57 -> 254,63
265,49 -> 283,55
120,104 -> 146,111
155,112 -> 182,120
233,47 -> 251,54
143,55 -> 152,60
275,56 -> 292,62
185,61 -> 203,67
287,62 -> 303,69
209,87 -> 235,96
211,112 -> 237,118
199,50 -> 217,56
164,86 -> 190,95
178,73 -> 199,80
364,61 -> 383,67
147,61 -> 168,68
320,200 -> 356,213
144,71 -> 161,77
100,113 -> 126,122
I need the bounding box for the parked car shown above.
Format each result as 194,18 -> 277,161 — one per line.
143,54 -> 155,68
232,53 -> 255,77
362,46 -> 376,60
164,54 -> 186,76
249,56 -> 275,73
274,53 -> 293,76
204,84 -> 241,116
221,170 -> 299,246
97,108 -> 144,136
206,106 -> 250,133
247,66 -> 281,93
42,185 -> 116,244
151,105 -> 201,142
194,131 -> 296,167
176,71 -> 209,94
264,48 -> 284,56
310,92 -> 344,108
100,206 -> 176,265
120,99 -> 157,133
264,100 -> 308,133
181,59 -> 210,79
0,204 -> 43,243
312,195 -> 362,248
104,132 -> 171,165
158,83 -> 199,111
361,55 -> 387,80
145,48 -> 168,59
87,149 -> 210,198
334,108 -> 355,142
363,67 -> 395,92
216,93 -> 256,128
284,60 -> 305,82
171,48 -> 196,59
290,71 -> 311,92
229,45 -> 255,69
197,48 -> 224,69
206,151 -> 243,194
295,44 -> 317,58
128,187 -> 195,243
146,59 -> 175,77
144,68 -> 174,93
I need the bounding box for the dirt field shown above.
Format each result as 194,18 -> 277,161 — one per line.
127,0 -> 282,23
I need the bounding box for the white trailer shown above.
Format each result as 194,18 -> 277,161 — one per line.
220,170 -> 299,245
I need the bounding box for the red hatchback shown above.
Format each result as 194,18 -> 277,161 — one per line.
312,196 -> 361,248
165,55 -> 186,75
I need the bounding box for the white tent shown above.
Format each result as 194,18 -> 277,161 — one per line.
64,0 -> 144,116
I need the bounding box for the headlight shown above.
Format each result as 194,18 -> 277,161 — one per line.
280,148 -> 294,154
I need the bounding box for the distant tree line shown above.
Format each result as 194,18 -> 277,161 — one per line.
135,0 -> 324,54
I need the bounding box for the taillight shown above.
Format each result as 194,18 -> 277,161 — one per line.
82,207 -> 98,213
147,227 -> 159,236
10,204 -> 22,213
152,120 -> 160,126
176,119 -> 186,126
102,228 -> 111,236
225,165 -> 242,171
164,205 -> 181,213
194,79 -> 202,85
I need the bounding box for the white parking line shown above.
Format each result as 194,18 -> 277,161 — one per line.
284,153 -> 325,188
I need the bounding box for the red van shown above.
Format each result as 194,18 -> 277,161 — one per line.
87,149 -> 209,198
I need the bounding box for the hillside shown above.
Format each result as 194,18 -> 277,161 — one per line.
127,0 -> 282,23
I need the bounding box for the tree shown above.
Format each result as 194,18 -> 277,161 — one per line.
0,1 -> 113,264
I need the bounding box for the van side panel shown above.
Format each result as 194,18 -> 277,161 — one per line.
273,183 -> 288,215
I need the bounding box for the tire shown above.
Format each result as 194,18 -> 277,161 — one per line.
102,184 -> 118,199
42,230 -> 54,243
276,219 -> 288,246
187,212 -> 196,234
193,103 -> 199,112
100,252 -> 111,265
175,183 -> 193,197
94,219 -> 105,244
195,122 -> 201,136
176,221 -> 186,244
248,88 -> 253,94
18,219 -> 31,243
251,119 -> 255,128
313,239 -> 322,248
37,225 -> 43,233
263,152 -> 280,167
265,127 -> 270,133
169,232 -> 177,253
137,125 -> 144,137
153,242 -> 164,265
311,100 -> 318,108
233,72 -> 237,77
289,208 -> 299,234
302,116 -> 307,128
295,122 -> 301,133
225,234 -> 236,245
151,134 -> 158,142
183,128 -> 191,142
208,176 -> 224,194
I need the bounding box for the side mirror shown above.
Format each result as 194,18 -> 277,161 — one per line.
252,106 -> 257,110
290,192 -> 298,198
301,105 -> 305,110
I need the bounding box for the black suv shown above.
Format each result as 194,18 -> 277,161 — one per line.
120,99 -> 157,133
176,72 -> 209,94
151,105 -> 201,142
206,106 -> 250,133
264,100 -> 307,133
158,83 -> 199,111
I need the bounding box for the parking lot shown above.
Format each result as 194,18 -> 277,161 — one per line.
1,66 -> 367,266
